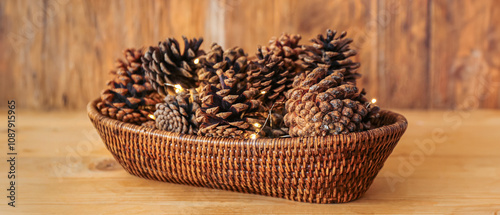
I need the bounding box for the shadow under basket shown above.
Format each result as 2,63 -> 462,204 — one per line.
87,99 -> 408,203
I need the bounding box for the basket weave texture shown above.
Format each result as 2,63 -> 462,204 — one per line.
88,99 -> 407,203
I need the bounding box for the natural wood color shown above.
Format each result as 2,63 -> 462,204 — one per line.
430,0 -> 500,109
1,0 -> 500,110
0,0 -> 209,110
225,0 -> 379,105
1,109 -> 499,213
376,0 -> 430,109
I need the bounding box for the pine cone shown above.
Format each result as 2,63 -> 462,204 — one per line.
258,33 -> 303,61
300,29 -> 360,83
195,78 -> 261,138
142,36 -> 204,96
154,91 -> 200,134
197,43 -> 248,89
244,33 -> 305,138
97,49 -> 163,124
284,67 -> 379,137
246,53 -> 294,138
247,53 -> 296,108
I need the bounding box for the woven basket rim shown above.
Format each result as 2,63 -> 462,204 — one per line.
87,98 -> 407,146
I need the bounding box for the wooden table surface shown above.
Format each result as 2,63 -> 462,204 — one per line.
1,110 -> 499,214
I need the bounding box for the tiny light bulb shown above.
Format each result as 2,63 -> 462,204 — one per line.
148,114 -> 156,120
194,58 -> 200,64
260,91 -> 266,95
253,123 -> 262,128
174,84 -> 184,93
371,98 -> 377,104
250,133 -> 258,139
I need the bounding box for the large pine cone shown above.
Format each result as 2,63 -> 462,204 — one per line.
97,49 -> 163,124
142,36 -> 204,96
195,75 -> 261,138
197,43 -> 248,89
284,67 -> 379,137
300,29 -> 360,83
154,91 -> 200,134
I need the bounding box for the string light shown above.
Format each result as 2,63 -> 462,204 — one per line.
138,105 -> 154,110
260,91 -> 266,95
174,84 -> 184,93
249,103 -> 275,140
367,98 -> 377,108
163,83 -> 185,94
148,114 -> 156,120
194,58 -> 200,64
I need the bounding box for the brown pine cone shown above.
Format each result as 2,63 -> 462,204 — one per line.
142,36 -> 204,96
300,29 -> 360,83
97,49 -> 163,124
247,52 -> 297,109
195,77 -> 261,138
284,67 -> 379,137
258,33 -> 303,61
197,43 -> 248,89
154,91 -> 200,134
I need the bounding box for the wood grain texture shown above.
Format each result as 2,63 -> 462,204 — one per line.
0,0 -> 210,110
376,0 -> 430,109
430,0 -> 500,109
1,110 -> 500,213
224,0 -> 379,102
1,0 -> 500,110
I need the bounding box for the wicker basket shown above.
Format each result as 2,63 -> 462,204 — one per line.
87,99 -> 407,203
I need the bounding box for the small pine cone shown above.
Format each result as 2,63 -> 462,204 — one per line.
284,67 -> 378,137
97,48 -> 163,125
195,82 -> 261,138
197,43 -> 248,89
300,29 -> 360,83
142,36 -> 204,96
154,91 -> 200,134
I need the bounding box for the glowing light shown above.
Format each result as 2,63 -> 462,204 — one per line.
253,123 -> 262,128
371,98 -> 377,104
250,133 -> 258,139
260,91 -> 266,95
148,114 -> 156,120
174,84 -> 184,93
194,58 -> 200,64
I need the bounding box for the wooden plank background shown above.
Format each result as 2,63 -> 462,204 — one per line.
1,0 -> 499,110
